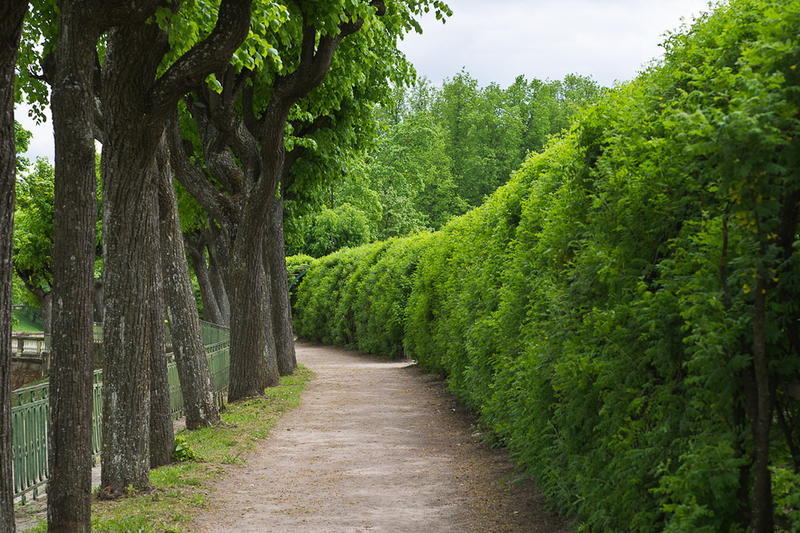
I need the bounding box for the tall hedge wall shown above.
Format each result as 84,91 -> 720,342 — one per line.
292,1 -> 800,530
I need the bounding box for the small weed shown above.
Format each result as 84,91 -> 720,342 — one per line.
172,434 -> 200,463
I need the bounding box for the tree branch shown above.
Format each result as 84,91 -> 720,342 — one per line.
148,0 -> 252,117
166,118 -> 239,227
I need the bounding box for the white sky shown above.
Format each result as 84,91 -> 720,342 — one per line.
17,0 -> 714,161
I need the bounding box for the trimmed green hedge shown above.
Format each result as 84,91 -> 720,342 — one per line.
292,1 -> 800,530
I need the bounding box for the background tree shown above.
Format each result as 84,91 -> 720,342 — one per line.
287,71 -> 601,255
13,158 -> 53,332
171,0 -> 450,400
157,140 -> 220,429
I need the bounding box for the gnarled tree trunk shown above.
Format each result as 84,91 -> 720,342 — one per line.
93,279 -> 104,323
0,2 -> 27,529
265,193 -> 296,376
158,142 -> 219,428
98,0 -> 252,495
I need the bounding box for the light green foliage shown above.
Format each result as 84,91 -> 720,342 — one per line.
13,157 -> 102,305
289,71 -> 602,253
14,121 -> 31,173
13,158 -> 54,301
292,1 -> 800,530
302,203 -> 374,258
171,434 -> 199,463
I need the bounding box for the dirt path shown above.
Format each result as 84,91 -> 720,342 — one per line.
193,342 -> 571,533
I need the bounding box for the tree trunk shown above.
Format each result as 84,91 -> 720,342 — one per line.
41,291 -> 52,335
265,194 -> 296,376
93,279 -> 104,323
186,239 -> 223,325
158,143 -> 219,428
99,23 -> 165,496
98,0 -> 252,495
148,188 -> 174,469
208,236 -> 231,325
0,3 -> 27,530
46,4 -> 97,528
227,219 -> 278,401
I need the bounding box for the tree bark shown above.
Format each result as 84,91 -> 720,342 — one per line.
41,291 -> 52,335
227,218 -> 278,401
99,0 -> 251,492
265,194 -> 296,376
207,236 -> 231,325
158,141 -> 219,428
148,188 -> 174,468
187,239 -> 223,325
100,22 -> 164,495
47,3 -> 98,527
0,3 -> 27,530
93,279 -> 104,323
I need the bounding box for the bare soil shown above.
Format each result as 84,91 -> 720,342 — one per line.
192,342 -> 571,533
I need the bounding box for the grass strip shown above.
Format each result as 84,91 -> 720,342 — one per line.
28,366 -> 313,532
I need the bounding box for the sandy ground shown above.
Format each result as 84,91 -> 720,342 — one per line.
192,342 -> 571,533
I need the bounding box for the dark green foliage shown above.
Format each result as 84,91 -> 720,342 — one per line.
292,1 -> 800,530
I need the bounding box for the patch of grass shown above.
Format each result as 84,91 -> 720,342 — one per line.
28,366 -> 313,532
11,309 -> 43,332
12,316 -> 42,333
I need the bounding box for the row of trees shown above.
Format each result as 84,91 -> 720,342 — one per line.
1,0 -> 447,530
286,71 -> 602,256
291,0 -> 800,531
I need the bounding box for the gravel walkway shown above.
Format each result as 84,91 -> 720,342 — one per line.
192,341 -> 571,533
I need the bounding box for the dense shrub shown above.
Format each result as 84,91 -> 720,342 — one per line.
292,1 -> 800,530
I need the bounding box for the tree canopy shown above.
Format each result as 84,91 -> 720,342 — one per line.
287,71 -> 602,256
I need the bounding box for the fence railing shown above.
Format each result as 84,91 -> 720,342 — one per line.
11,319 -> 230,504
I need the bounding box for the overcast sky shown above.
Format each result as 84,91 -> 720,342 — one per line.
17,0 -> 713,161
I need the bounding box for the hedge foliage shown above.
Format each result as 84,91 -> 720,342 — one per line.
292,1 -> 800,530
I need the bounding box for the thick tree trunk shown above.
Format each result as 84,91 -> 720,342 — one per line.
98,0 -> 251,495
100,23 -> 164,496
265,194 -> 296,376
0,3 -> 27,530
158,147 -> 219,428
187,240 -> 223,325
227,219 -> 278,401
148,190 -> 174,469
46,4 -> 97,528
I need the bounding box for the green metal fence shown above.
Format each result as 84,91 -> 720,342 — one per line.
11,320 -> 230,504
